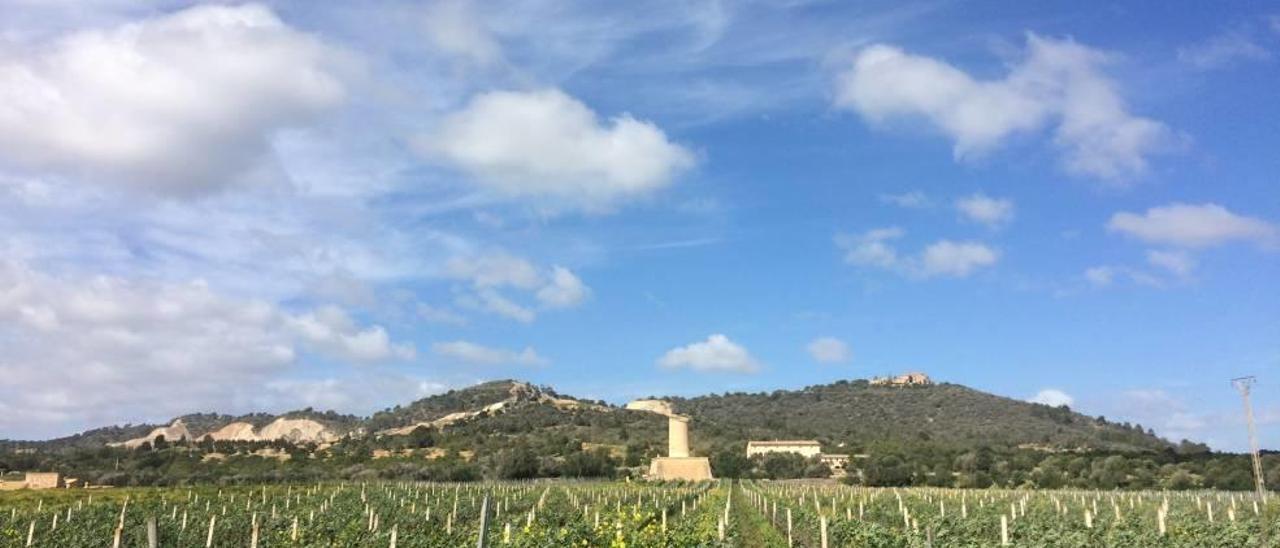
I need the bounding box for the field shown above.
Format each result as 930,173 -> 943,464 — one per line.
0,481 -> 1275,547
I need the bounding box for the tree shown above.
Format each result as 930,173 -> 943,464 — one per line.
710,449 -> 752,479
761,453 -> 807,480
495,445 -> 539,480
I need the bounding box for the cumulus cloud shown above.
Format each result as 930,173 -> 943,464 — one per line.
536,266 -> 591,308
658,334 -> 759,373
1107,203 -> 1278,248
432,340 -> 548,366
0,260 -> 411,438
1178,30 -> 1271,70
838,228 -> 999,279
444,251 -> 591,322
833,34 -> 1175,181
837,227 -> 904,270
807,337 -> 851,364
1029,388 -> 1074,407
919,240 -> 1001,277
955,193 -> 1015,227
0,4 -> 346,195
417,88 -> 695,210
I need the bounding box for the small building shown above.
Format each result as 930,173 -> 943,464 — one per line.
870,372 -> 932,387
0,472 -> 65,490
24,473 -> 63,489
819,454 -> 850,471
746,440 -> 822,458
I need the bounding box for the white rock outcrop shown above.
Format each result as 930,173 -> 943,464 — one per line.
112,420 -> 192,448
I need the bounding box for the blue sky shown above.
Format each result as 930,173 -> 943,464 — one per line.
0,1 -> 1277,451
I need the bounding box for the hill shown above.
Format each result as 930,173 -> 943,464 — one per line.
6,377 -> 1169,453
9,376 -> 1271,491
666,380 -> 1170,453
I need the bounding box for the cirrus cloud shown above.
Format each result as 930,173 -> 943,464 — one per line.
432,340 -> 548,366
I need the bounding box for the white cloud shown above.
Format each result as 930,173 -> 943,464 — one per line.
457,288 -> 536,323
1178,30 -> 1271,69
259,375 -> 448,417
1107,203 -> 1278,248
1082,264 -> 1170,289
955,193 -> 1015,227
0,260 -> 411,438
417,88 -> 695,211
1029,388 -> 1074,407
432,340 -> 548,366
536,266 -> 591,308
833,34 -> 1174,181
1111,389 -> 1208,443
837,227 -> 904,270
1146,249 -> 1196,278
879,190 -> 931,208
919,240 -> 1001,277
807,337 -> 851,364
0,4 -> 346,195
444,251 -> 591,322
422,0 -> 503,66
287,305 -> 416,362
445,252 -> 542,289
1083,266 -> 1117,287
838,228 -> 1000,279
658,334 -> 759,373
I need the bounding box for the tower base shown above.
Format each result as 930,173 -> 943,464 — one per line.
647,457 -> 714,481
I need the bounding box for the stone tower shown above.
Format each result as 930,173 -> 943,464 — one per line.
625,399 -> 713,481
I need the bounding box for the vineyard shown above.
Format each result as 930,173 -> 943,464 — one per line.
0,481 -> 1275,547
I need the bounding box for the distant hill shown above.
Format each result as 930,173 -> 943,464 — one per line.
666,380 -> 1170,453
5,377 -> 1171,454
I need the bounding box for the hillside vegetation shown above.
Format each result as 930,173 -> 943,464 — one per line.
670,380 -> 1169,453
6,377 -> 1274,492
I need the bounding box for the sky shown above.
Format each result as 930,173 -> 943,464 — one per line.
0,1 -> 1277,451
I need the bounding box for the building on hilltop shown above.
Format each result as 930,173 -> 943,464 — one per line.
870,372 -> 932,387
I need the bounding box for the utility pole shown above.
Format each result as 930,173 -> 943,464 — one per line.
1231,376 -> 1267,501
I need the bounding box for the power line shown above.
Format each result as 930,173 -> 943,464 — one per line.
1230,376 -> 1266,501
